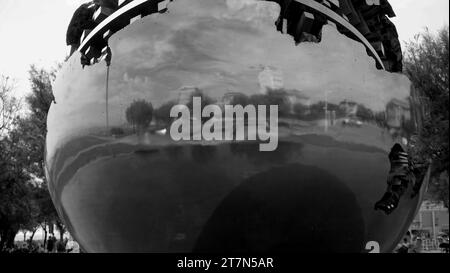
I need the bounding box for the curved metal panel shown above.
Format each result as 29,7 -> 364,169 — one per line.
47,0 -> 427,253
294,0 -> 385,70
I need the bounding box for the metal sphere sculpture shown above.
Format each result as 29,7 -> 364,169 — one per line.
46,0 -> 430,253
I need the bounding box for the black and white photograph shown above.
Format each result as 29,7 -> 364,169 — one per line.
0,0 -> 448,267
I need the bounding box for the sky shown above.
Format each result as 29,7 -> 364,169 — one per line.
0,0 -> 449,100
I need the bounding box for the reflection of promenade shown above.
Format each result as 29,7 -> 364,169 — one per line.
281,117 -> 394,152
51,119 -> 404,252
90,115 -> 394,153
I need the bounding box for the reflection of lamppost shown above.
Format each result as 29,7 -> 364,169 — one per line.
324,90 -> 335,132
106,66 -> 110,130
103,46 -> 112,130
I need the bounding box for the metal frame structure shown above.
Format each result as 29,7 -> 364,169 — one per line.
77,0 -> 403,71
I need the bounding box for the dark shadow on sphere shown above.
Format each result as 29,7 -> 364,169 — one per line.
191,145 -> 218,163
165,145 -> 185,161
193,164 -> 366,253
229,141 -> 303,165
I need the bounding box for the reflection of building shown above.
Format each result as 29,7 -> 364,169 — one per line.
386,99 -> 411,128
410,201 -> 449,250
339,100 -> 358,117
258,66 -> 284,93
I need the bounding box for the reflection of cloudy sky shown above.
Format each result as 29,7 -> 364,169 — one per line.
107,0 -> 411,107
48,0 -> 412,155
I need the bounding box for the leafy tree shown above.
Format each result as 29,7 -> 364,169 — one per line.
0,76 -> 20,135
0,137 -> 35,250
0,66 -> 63,251
154,100 -> 177,125
404,26 -> 449,207
0,77 -> 33,251
10,66 -> 55,180
21,66 -> 62,244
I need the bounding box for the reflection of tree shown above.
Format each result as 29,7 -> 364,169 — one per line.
266,89 -> 292,117
110,127 -> 125,136
154,100 -> 177,126
249,89 -> 291,118
154,89 -> 217,129
401,116 -> 416,138
186,89 -> 215,123
226,93 -> 249,107
186,89 -> 214,109
308,101 -> 327,120
125,100 -> 153,132
1,66 -> 64,250
374,112 -> 387,128
356,104 -> 374,121
293,103 -> 310,119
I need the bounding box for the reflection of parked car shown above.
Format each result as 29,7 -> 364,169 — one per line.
342,118 -> 363,127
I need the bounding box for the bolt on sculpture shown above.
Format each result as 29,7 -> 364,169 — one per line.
47,0 -> 430,253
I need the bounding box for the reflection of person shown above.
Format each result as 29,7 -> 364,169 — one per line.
396,237 -> 410,253
410,237 -> 422,253
37,244 -> 45,253
57,238 -> 68,253
65,236 -> 80,253
47,234 -> 57,253
66,0 -> 119,61
375,144 -> 412,214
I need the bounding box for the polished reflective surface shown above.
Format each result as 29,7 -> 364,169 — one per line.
46,0 -> 428,253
